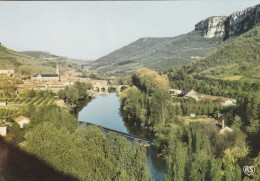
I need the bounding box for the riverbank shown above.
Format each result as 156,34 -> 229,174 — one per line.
78,94 -> 166,180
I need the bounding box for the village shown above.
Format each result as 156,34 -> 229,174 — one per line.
0,64 -> 236,137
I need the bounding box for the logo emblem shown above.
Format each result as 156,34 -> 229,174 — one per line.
243,166 -> 255,176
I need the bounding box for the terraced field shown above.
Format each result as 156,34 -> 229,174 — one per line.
0,91 -> 57,119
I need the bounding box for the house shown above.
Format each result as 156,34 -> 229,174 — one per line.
180,89 -> 199,100
0,102 -> 7,106
219,120 -> 233,135
0,126 -> 7,136
190,113 -> 196,117
202,96 -> 217,101
15,116 -> 30,128
56,99 -> 65,107
220,127 -> 233,134
220,99 -> 233,106
169,89 -> 182,96
0,69 -> 14,77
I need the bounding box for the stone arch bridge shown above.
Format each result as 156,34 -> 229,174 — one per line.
92,85 -> 129,94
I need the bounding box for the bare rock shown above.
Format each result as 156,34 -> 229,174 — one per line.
195,4 -> 260,39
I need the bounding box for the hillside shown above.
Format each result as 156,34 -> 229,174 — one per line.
91,31 -> 226,75
188,23 -> 260,80
0,44 -> 60,75
22,50 -> 88,68
21,51 -> 59,59
91,4 -> 260,75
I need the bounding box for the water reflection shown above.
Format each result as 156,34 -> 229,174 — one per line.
78,94 -> 166,180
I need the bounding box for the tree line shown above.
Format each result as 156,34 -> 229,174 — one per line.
9,104 -> 151,180
120,68 -> 259,180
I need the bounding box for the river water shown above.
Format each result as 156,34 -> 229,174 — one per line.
78,94 -> 166,180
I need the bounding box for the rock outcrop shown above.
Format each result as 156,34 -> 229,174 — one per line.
228,4 -> 260,37
195,4 -> 260,39
195,16 -> 227,38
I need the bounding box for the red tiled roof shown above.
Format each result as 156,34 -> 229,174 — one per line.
203,96 -> 217,100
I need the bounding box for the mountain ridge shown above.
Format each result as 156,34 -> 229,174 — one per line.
91,4 -> 260,75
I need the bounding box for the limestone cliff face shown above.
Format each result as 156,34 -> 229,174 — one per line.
195,4 -> 260,39
195,16 -> 227,38
228,4 -> 260,37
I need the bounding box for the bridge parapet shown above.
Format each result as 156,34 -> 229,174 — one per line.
92,84 -> 129,94
78,121 -> 152,144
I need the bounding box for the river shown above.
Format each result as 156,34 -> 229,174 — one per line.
78,94 -> 166,180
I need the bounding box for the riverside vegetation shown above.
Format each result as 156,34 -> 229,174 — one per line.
4,82 -> 151,180
119,21 -> 259,181
120,68 -> 259,181
24,105 -> 150,180
1,6 -> 259,181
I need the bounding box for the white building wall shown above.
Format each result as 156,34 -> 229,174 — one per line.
0,70 -> 14,74
0,127 -> 7,136
18,119 -> 30,128
221,100 -> 233,106
0,102 -> 7,106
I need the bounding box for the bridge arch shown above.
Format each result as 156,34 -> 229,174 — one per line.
94,87 -> 100,92
100,87 -> 106,92
92,84 -> 129,94
108,86 -> 117,93
120,85 -> 128,93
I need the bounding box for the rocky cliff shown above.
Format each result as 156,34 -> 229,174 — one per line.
195,4 -> 260,38
195,16 -> 227,38
91,4 -> 260,75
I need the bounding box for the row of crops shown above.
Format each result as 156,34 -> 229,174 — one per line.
0,109 -> 19,119
0,90 -> 59,120
0,91 -> 57,107
0,96 -> 56,106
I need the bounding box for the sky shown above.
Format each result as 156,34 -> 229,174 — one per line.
0,1 -> 259,60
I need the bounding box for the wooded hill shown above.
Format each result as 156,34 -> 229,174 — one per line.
91,4 -> 260,76
0,44 -> 76,75
21,50 -> 86,69
185,23 -> 260,80
91,30 -> 231,75
0,44 -> 58,75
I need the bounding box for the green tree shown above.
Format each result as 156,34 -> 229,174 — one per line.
166,141 -> 188,181
209,158 -> 223,181
132,68 -> 169,94
149,89 -> 171,126
7,122 -> 24,144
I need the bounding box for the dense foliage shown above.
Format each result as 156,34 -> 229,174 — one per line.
132,68 -> 170,93
58,81 -> 92,105
120,68 -> 258,180
165,61 -> 260,157
165,124 -> 249,181
121,69 -> 171,128
23,105 -> 150,180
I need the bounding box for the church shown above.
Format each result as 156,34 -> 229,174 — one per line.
31,62 -> 60,82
